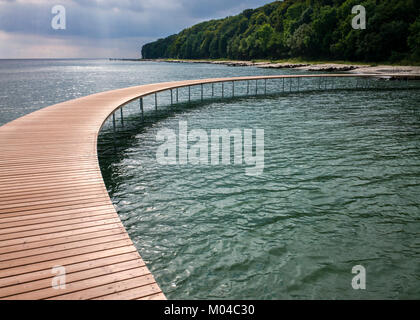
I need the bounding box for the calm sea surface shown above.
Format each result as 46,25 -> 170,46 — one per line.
1,59 -> 419,299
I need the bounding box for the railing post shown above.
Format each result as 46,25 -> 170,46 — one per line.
112,112 -> 116,150
212,83 -> 214,97
139,97 -> 144,121
155,92 -> 157,112
255,79 -> 258,95
201,84 -> 203,101
297,77 -> 300,92
222,82 -> 224,98
289,78 -> 292,92
264,78 -> 267,95
188,86 -> 191,102
283,78 -> 285,92
176,88 -> 179,103
247,80 -> 249,95
120,107 -> 124,127
170,89 -> 173,106
232,81 -> 234,97
112,112 -> 116,135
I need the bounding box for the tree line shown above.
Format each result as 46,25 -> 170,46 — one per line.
141,0 -> 420,64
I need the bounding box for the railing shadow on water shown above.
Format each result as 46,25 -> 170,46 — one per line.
97,76 -> 420,192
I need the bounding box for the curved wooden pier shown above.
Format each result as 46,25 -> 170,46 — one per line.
0,74 -> 415,300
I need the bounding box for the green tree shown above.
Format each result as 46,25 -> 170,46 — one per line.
141,0 -> 420,64
408,17 -> 420,60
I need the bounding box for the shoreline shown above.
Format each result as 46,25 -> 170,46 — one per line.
127,58 -> 420,78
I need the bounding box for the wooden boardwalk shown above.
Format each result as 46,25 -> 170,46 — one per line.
0,74 -> 412,299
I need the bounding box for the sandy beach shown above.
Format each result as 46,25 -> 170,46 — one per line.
147,59 -> 420,78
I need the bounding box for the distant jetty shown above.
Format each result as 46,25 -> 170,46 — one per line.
109,58 -> 142,61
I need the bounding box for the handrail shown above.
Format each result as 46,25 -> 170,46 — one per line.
99,73 -> 417,117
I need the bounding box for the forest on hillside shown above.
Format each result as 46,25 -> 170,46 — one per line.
141,0 -> 420,63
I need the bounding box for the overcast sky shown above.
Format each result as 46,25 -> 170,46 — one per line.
0,0 -> 272,58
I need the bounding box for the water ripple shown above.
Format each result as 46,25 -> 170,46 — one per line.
101,87 -> 420,299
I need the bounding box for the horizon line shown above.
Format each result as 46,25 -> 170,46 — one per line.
0,57 -> 141,60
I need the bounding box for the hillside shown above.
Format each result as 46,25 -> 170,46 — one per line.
141,0 -> 420,64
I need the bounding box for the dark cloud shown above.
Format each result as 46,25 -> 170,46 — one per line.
0,0 -> 272,58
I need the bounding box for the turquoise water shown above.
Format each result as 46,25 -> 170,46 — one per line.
0,59 -> 291,126
98,88 -> 420,299
1,60 -> 419,299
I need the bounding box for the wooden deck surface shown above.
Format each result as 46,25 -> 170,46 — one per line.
0,74 -> 409,299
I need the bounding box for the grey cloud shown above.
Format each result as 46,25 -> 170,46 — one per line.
0,0 -> 271,38
0,0 -> 272,58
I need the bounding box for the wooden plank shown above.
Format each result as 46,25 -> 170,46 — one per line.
0,258 -> 145,298
0,246 -> 137,279
0,252 -> 141,288
138,292 -> 167,300
0,205 -> 116,224
0,210 -> 116,230
50,274 -> 157,300
0,227 -> 125,255
93,282 -> 162,300
0,203 -> 115,221
5,268 -> 153,300
0,239 -> 134,270
0,222 -> 125,248
0,218 -> 122,242
0,214 -> 119,235
0,233 -> 129,262
0,197 -> 111,215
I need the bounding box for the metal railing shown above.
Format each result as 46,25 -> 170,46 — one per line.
101,73 -> 419,143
